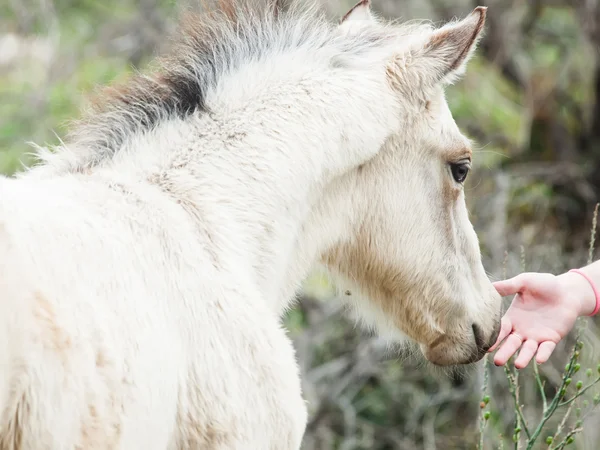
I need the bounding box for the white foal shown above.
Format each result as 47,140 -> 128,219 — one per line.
0,0 -> 502,448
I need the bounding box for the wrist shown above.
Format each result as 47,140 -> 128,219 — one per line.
558,270 -> 599,316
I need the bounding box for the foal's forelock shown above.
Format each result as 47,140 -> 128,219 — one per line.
25,0 -> 434,176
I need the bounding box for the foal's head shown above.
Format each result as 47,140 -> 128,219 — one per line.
324,2 -> 501,366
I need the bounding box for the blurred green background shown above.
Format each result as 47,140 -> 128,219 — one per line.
2,0 -> 600,448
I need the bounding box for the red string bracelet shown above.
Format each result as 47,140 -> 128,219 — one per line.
568,269 -> 600,316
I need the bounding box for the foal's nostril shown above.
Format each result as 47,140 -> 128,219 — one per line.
472,323 -> 486,351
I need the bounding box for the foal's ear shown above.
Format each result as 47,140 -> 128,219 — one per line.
397,7 -> 487,89
339,0 -> 374,27
426,6 -> 486,81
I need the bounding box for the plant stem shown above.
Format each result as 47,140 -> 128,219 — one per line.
552,405 -> 600,450
478,354 -> 491,450
552,426 -> 583,450
558,377 -> 600,407
505,364 -> 530,442
533,361 -> 547,411
549,397 -> 576,445
588,203 -> 599,265
526,348 -> 580,448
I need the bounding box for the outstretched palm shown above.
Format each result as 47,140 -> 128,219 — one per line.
489,273 -> 581,369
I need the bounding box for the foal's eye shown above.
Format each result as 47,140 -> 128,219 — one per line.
450,163 -> 470,183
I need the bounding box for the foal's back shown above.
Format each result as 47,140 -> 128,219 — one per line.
0,173 -> 306,449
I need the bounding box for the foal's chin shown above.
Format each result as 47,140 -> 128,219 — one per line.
420,332 -> 497,367
423,347 -> 488,367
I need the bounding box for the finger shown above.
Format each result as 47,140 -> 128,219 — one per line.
488,317 -> 512,352
514,339 -> 539,369
535,341 -> 557,365
493,333 -> 523,366
493,274 -> 529,297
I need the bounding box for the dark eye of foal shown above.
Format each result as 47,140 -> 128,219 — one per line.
450,163 -> 470,183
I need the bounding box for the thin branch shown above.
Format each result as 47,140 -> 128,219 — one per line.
533,362 -> 548,411
558,377 -> 600,407
505,365 -> 531,442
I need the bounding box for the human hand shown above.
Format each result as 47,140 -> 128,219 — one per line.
488,271 -> 596,369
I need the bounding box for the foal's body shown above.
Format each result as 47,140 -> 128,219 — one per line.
0,1 -> 502,448
0,170 -> 307,448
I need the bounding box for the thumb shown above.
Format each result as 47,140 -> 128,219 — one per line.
493,274 -> 528,297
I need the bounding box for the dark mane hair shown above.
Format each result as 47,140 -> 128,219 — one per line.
26,0 -> 400,175
61,0 -> 330,170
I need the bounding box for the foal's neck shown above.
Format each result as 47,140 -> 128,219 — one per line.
37,53 -> 398,316
140,65 -> 395,314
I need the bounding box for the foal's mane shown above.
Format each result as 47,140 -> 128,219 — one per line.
45,0 -> 331,171
29,0 -> 433,174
